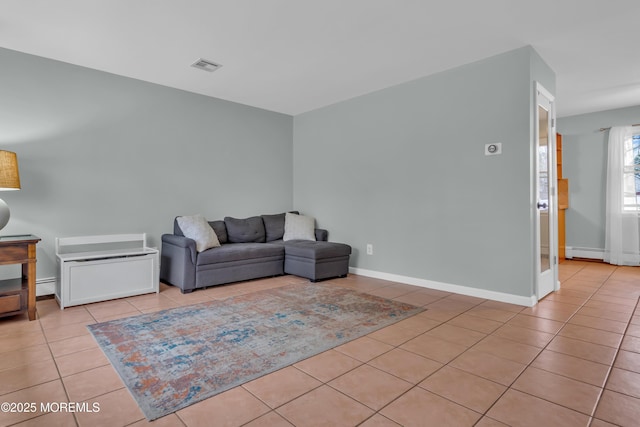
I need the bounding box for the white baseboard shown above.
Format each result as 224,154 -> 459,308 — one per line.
349,267 -> 537,307
565,246 -> 604,260
36,277 -> 56,297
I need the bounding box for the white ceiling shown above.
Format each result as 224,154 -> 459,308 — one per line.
2,0 -> 639,117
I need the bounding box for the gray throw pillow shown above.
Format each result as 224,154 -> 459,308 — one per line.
283,212 -> 316,241
176,214 -> 221,252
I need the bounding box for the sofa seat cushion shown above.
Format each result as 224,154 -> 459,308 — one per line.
196,243 -> 284,266
282,240 -> 351,260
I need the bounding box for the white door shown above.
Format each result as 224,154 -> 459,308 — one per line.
535,83 -> 557,300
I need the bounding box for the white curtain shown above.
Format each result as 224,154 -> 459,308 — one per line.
604,126 -> 640,265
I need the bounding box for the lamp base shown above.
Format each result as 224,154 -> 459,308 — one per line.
0,199 -> 10,230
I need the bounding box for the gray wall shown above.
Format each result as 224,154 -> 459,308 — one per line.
1,44 -> 557,300
558,105 -> 640,251
0,48 -> 293,280
293,47 -> 555,298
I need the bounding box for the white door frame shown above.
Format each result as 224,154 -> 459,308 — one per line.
534,82 -> 559,301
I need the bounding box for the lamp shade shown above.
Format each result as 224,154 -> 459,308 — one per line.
0,150 -> 20,190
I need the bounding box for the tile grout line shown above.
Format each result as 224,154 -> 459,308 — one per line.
235,280 -> 453,426
587,291 -> 640,427
13,266 -> 636,427
43,312 -> 83,427
351,296 -> 495,425
133,267 -> 638,425
317,286 -> 458,426
472,262 -> 620,425
367,291 -> 563,424
0,307 -> 80,427
489,263 -> 640,425
254,285 -> 488,426
583,265 -> 637,426
366,288 -> 565,424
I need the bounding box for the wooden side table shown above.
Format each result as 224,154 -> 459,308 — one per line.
0,235 -> 41,321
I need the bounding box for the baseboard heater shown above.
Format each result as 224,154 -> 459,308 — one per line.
565,246 -> 604,260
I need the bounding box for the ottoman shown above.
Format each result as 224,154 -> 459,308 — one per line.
282,240 -> 352,281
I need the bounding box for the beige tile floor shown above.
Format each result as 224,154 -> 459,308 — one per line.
0,260 -> 639,426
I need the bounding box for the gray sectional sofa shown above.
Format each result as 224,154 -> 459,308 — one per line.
160,212 -> 352,293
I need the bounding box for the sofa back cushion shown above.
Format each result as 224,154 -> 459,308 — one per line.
174,217 -> 228,244
261,213 -> 285,242
209,220 -> 228,244
224,216 -> 266,243
262,211 -> 300,242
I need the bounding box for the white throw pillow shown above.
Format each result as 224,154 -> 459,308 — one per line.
177,214 -> 221,252
283,212 -> 316,241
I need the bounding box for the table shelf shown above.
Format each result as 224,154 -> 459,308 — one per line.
0,235 -> 40,321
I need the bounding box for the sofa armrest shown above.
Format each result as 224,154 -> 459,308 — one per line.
160,234 -> 197,292
162,234 -> 197,263
315,228 -> 328,242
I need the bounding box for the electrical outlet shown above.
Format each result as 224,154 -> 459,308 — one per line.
366,244 -> 373,255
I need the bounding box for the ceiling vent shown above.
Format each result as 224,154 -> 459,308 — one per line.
191,58 -> 222,72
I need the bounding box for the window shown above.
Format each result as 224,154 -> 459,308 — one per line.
623,134 -> 640,211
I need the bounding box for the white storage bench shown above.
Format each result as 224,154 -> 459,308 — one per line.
55,234 -> 159,309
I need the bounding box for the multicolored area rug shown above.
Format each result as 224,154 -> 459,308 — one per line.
88,282 -> 424,420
